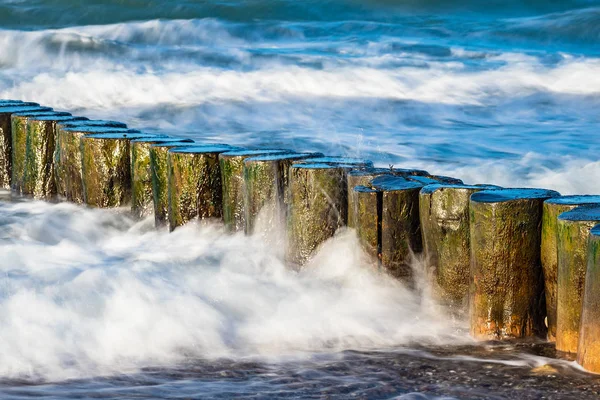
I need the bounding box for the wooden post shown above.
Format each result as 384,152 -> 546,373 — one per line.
80,132 -> 161,208
149,141 -> 198,227
556,206 -> 600,354
22,114 -> 88,199
541,196 -> 600,342
0,105 -> 52,189
219,149 -> 290,232
57,126 -> 140,203
370,175 -> 424,281
419,184 -> 500,310
347,168 -> 392,229
577,224 -> 600,373
353,185 -> 381,261
167,145 -> 236,231
287,161 -> 369,266
54,120 -> 128,198
131,137 -> 193,219
469,188 -> 560,340
243,152 -> 322,236
11,110 -> 68,193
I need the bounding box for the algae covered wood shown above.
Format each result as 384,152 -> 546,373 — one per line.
346,168 -> 392,229
419,184 -> 500,309
23,115 -> 87,199
243,152 -> 322,236
469,188 -> 560,340
53,120 -> 127,198
577,224 -> 600,373
0,103 -> 45,189
353,185 -> 381,261
219,149 -> 290,232
149,141 -> 197,227
131,137 -> 193,219
287,161 -> 367,266
11,110 -> 67,193
555,206 -> 600,354
370,175 -> 423,280
81,132 -> 159,208
57,126 -> 140,203
541,196 -> 600,342
167,145 -> 235,231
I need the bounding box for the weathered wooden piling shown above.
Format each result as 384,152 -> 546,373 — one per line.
577,224 -> 600,373
419,184 -> 500,309
243,152 -> 322,235
22,114 -> 88,199
0,104 -> 51,189
370,175 -> 424,280
11,110 -> 69,193
81,132 -> 160,208
54,120 -> 128,198
287,159 -> 369,266
555,206 -> 600,354
353,185 -> 381,261
167,145 -> 235,231
57,126 -> 140,203
149,141 -> 198,227
541,196 -> 600,342
347,168 -> 392,229
131,137 -> 193,219
219,149 -> 290,232
469,188 -> 560,340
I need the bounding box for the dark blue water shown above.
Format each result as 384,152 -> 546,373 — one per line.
1,1 -> 600,398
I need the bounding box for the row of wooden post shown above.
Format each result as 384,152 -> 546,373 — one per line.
2,100 -> 600,373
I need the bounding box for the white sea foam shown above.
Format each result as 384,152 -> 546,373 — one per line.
0,199 -> 465,381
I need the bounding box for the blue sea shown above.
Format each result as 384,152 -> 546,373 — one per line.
0,1 -> 600,398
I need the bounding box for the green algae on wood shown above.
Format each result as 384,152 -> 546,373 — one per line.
131,137 -> 193,219
469,188 -> 560,340
167,145 -> 235,231
419,184 -> 501,310
0,105 -> 52,189
149,141 -> 198,227
219,149 -> 290,232
81,132 -> 159,208
370,175 -> 424,281
353,185 -> 381,261
22,115 -> 87,199
346,168 -> 392,229
57,126 -> 140,203
541,196 -> 600,343
243,152 -> 322,236
555,206 -> 600,354
577,224 -> 600,373
11,110 -> 67,193
287,162 -> 363,266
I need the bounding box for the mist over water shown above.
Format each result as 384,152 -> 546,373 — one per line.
1,0 -> 600,397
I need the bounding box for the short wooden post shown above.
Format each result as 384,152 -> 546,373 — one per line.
347,168 -> 391,229
57,126 -> 140,203
556,206 -> 600,354
353,185 -> 381,261
541,196 -> 600,342
577,224 -> 600,373
149,141 -> 197,227
287,160 -> 369,266
219,149 -> 290,232
131,137 -> 193,219
80,132 -> 160,207
167,145 -> 236,231
11,110 -> 68,193
370,175 -> 424,280
469,188 -> 560,340
243,152 -> 322,236
419,184 -> 500,310
22,114 -> 88,199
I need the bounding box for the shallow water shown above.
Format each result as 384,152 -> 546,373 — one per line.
1,0 -> 600,398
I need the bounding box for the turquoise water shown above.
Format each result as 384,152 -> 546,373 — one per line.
1,1 -> 600,398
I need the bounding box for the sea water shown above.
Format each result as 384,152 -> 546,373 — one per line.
0,1 -> 599,398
